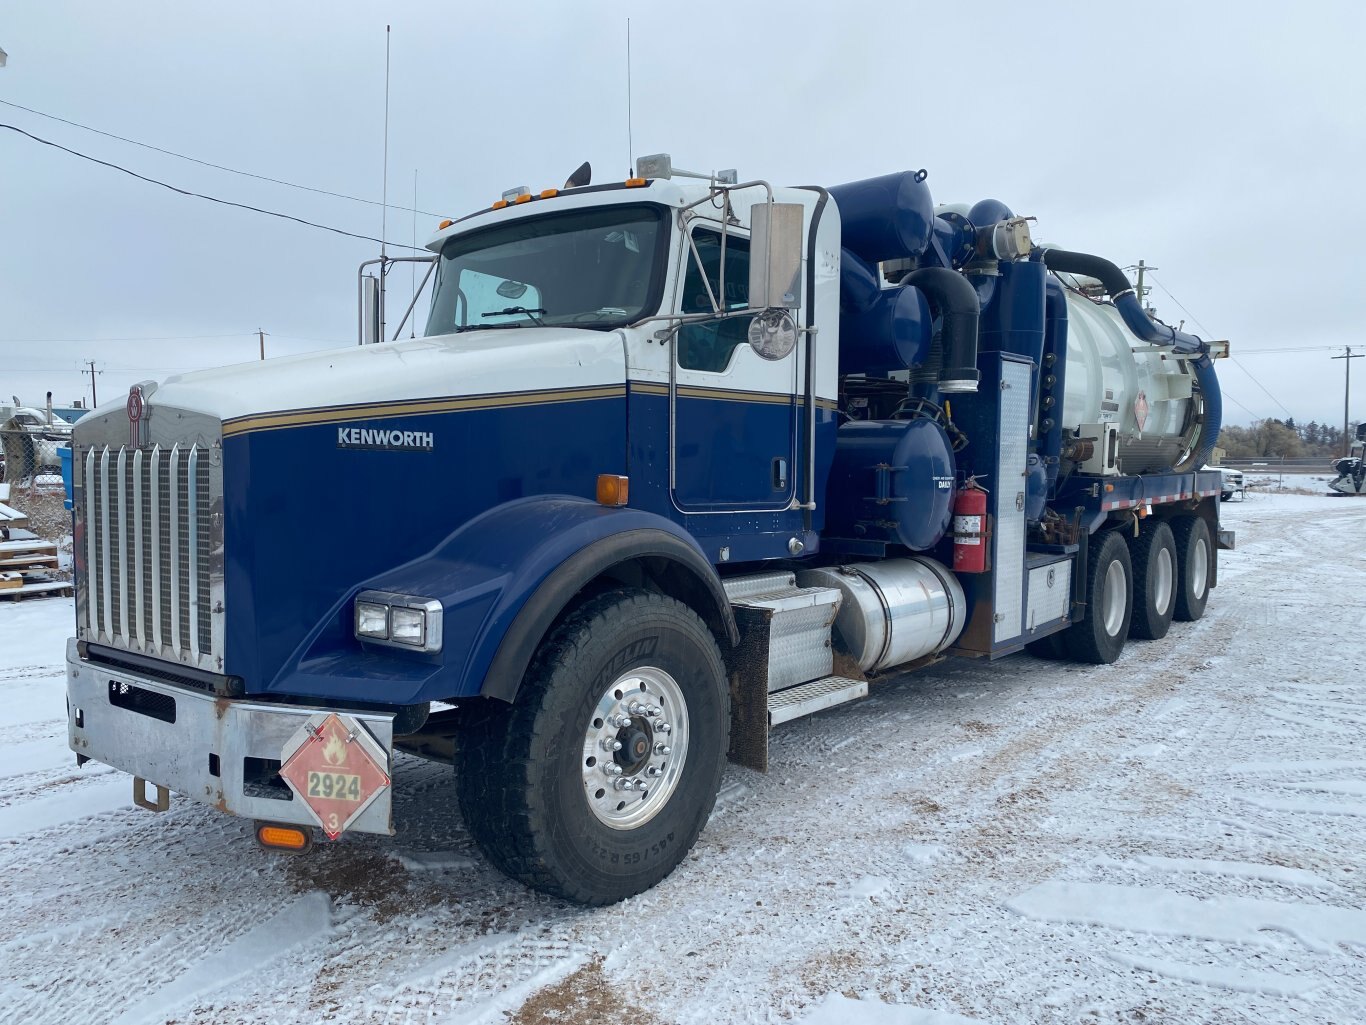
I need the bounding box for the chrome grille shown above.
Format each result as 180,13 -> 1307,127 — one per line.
82,442 -> 221,669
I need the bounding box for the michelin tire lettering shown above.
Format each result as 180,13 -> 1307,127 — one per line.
337,427 -> 435,452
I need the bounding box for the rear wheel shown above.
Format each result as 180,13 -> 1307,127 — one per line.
1171,515 -> 1213,622
456,589 -> 729,905
1060,530 -> 1133,664
1129,521 -> 1177,640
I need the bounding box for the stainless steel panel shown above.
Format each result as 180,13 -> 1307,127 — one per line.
731,585 -> 840,692
1027,562 -> 1071,629
722,571 -> 796,602
993,361 -> 1031,644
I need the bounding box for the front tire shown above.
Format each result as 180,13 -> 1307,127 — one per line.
456,589 -> 729,905
1060,530 -> 1133,664
1129,521 -> 1177,640
1171,515 -> 1213,622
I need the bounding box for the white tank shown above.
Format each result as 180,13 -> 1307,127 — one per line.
1059,289 -> 1197,473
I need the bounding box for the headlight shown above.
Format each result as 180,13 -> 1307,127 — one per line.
354,591 -> 442,653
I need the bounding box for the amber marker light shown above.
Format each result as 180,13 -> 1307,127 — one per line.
438,219 -> 453,229
255,822 -> 312,853
514,193 -> 533,204
540,188 -> 559,199
597,474 -> 630,507
492,199 -> 510,209
624,177 -> 647,188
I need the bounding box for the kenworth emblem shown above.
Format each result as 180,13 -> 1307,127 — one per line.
126,384 -> 145,448
337,426 -> 435,452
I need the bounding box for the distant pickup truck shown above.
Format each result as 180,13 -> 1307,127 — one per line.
1203,464 -> 1244,501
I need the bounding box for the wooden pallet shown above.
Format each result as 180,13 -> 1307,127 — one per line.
0,580 -> 72,601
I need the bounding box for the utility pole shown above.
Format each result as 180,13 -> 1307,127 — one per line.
1125,261 -> 1157,313
1332,346 -> 1363,456
258,328 -> 268,361
81,360 -> 103,408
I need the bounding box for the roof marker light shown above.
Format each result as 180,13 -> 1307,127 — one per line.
540,188 -> 559,199
438,219 -> 453,229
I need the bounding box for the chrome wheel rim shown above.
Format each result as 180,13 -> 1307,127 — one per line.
1191,537 -> 1209,599
1154,547 -> 1174,616
582,666 -> 689,830
1102,559 -> 1128,637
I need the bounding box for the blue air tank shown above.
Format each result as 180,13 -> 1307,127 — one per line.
823,418 -> 956,551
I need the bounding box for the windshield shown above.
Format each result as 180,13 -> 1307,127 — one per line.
424,204 -> 668,335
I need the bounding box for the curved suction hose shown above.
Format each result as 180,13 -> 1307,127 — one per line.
1039,248 -> 1222,471
898,267 -> 981,393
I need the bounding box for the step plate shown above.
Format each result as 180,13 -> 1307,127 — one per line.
768,676 -> 868,726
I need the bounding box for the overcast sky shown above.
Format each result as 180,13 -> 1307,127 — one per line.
3,1 -> 1364,427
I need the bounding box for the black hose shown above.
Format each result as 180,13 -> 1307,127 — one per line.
898,267 -> 980,393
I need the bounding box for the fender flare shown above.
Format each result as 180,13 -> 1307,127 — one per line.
480,524 -> 738,703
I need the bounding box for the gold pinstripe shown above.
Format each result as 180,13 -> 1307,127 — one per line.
221,384 -> 625,437
628,380 -> 839,410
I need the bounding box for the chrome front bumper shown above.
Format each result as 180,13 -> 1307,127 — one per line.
65,638 -> 395,834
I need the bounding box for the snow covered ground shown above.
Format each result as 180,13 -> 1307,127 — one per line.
3,491 -> 1365,1025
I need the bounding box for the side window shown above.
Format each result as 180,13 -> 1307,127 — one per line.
456,269 -> 542,327
678,231 -> 752,373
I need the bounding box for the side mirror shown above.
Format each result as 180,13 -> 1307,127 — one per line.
1356,422 -> 1366,442
749,202 -> 804,310
360,273 -> 381,345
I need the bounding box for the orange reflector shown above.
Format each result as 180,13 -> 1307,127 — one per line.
256,823 -> 311,851
438,219 -> 453,229
540,188 -> 559,199
625,177 -> 647,187
597,474 -> 629,507
1105,484 -> 1115,492
492,199 -> 509,209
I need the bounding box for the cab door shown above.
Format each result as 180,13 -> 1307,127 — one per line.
670,226 -> 799,512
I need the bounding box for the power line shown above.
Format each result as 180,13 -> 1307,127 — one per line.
0,96 -> 451,220
1147,274 -> 1215,338
1219,387 -> 1258,419
1,123 -> 423,250
1227,359 -> 1295,418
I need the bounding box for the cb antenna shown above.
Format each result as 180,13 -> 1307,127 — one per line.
626,18 -> 634,176
381,24 -> 391,260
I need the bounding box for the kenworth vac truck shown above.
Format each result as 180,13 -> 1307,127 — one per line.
65,158 -> 1231,904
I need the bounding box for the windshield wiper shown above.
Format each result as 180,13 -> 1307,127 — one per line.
481,306 -> 546,326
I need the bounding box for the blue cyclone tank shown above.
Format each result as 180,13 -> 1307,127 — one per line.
828,171 -> 934,263
823,418 -> 956,551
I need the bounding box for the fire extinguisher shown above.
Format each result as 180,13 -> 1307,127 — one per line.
952,478 -> 989,573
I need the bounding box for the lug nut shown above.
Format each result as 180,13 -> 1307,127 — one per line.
646,765 -> 664,777
653,743 -> 671,756
601,738 -> 623,752
646,705 -> 662,717
609,714 -> 632,728
656,722 -> 671,734
604,763 -> 624,776
628,701 -> 648,715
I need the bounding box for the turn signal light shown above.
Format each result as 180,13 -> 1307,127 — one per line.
255,823 -> 312,852
597,474 -> 630,507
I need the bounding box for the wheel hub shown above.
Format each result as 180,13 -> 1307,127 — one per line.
582,666 -> 689,829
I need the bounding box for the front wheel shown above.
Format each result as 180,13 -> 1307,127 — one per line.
456,589 -> 729,905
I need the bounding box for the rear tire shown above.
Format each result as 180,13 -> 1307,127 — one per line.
456,589 -> 729,905
1060,530 -> 1133,664
1026,632 -> 1069,660
1171,515 -> 1213,622
1129,521 -> 1177,640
